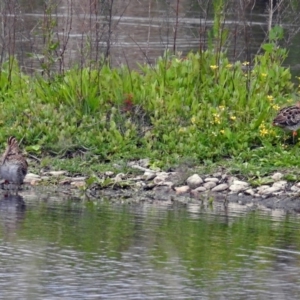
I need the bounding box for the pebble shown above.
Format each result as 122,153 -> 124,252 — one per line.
143,171 -> 156,181
271,172 -> 283,181
211,183 -> 228,192
194,186 -> 207,192
203,181 -> 217,190
229,184 -> 248,193
204,177 -> 219,183
45,171 -> 67,176
104,171 -> 114,177
175,185 -> 190,194
154,172 -> 170,185
186,174 -> 203,189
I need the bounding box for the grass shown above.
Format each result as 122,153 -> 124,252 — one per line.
0,35 -> 299,181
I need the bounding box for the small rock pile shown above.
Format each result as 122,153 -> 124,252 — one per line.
21,158 -> 300,201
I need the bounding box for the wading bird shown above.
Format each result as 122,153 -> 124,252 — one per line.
273,102 -> 300,142
0,136 -> 28,191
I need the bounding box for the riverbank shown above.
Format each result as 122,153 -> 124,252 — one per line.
17,157 -> 300,212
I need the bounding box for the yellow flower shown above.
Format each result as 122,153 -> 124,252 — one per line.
179,127 -> 187,133
218,105 -> 225,111
272,104 -> 280,110
259,122 -> 269,137
287,99 -> 293,103
226,64 -> 233,68
210,65 -> 218,70
261,73 -> 267,77
267,95 -> 274,101
212,113 -> 221,124
220,129 -> 225,134
242,61 -> 249,66
191,116 -> 196,124
230,116 -> 236,121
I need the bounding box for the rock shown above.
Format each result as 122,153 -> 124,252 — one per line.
153,172 -> 170,185
104,171 -> 114,177
70,177 -> 87,182
143,171 -> 156,181
25,173 -> 41,179
232,180 -> 249,187
59,179 -> 71,185
194,186 -> 207,192
71,181 -> 86,187
227,176 -> 239,185
291,185 -> 300,192
175,185 -> 190,195
212,183 -> 229,192
114,173 -> 126,182
260,186 -> 282,195
45,171 -> 67,176
138,158 -> 150,168
229,180 -> 249,193
204,177 -> 219,183
272,180 -> 287,189
203,181 -> 217,190
158,181 -> 174,188
212,172 -> 222,178
257,185 -> 271,194
271,172 -> 283,182
24,173 -> 41,183
296,182 -> 300,188
245,188 -> 255,196
186,174 -> 203,189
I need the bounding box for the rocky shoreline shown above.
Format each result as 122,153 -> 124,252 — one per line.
19,159 -> 300,212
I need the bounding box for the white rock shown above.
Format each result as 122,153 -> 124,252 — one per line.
256,185 -> 270,194
229,184 -> 248,193
296,182 -> 300,188
70,177 -> 87,182
212,172 -> 222,178
175,185 -> 190,194
186,174 -> 203,189
104,171 -> 114,177
260,186 -> 282,195
211,183 -> 229,192
194,186 -> 207,192
158,181 -> 174,188
204,177 -> 219,183
245,188 -> 255,196
272,180 -> 287,189
154,172 -> 170,185
291,185 -> 300,192
25,173 -> 41,179
271,172 -> 283,182
114,173 -> 126,182
46,171 -> 67,176
143,171 -> 156,181
226,176 -> 239,185
203,181 -> 217,190
232,180 -> 249,187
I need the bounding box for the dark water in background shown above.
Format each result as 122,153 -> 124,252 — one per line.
4,0 -> 300,77
1,191 -> 300,299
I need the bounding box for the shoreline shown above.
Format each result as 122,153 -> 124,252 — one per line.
18,159 -> 300,213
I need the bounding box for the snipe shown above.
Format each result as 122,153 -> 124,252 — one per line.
273,102 -> 300,142
0,136 -> 28,190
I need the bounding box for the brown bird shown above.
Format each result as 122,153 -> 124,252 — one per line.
273,102 -> 300,141
0,136 -> 28,190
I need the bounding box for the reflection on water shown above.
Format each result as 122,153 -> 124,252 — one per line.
0,192 -> 300,298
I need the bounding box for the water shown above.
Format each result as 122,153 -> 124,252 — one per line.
4,0 -> 300,76
0,191 -> 300,299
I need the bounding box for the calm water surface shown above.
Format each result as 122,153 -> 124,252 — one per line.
0,192 -> 300,299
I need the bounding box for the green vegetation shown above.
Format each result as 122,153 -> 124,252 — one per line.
0,26 -> 298,177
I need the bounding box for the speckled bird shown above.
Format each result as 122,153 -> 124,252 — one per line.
0,136 -> 28,189
273,102 -> 300,139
